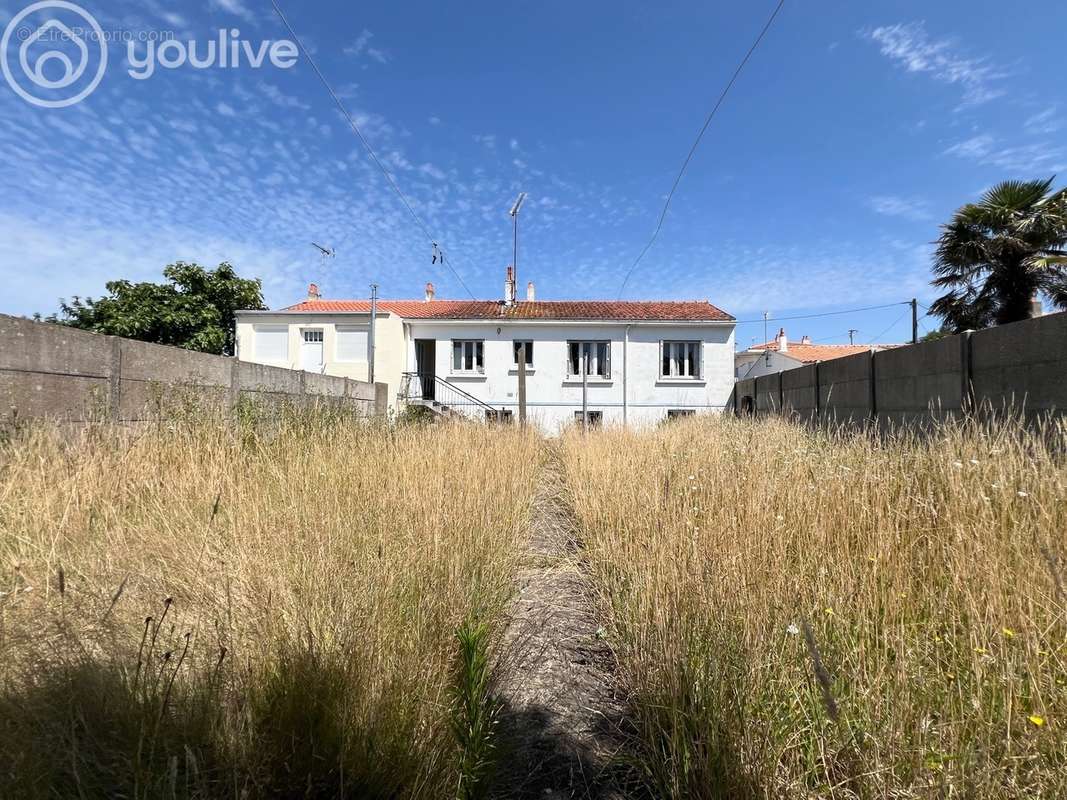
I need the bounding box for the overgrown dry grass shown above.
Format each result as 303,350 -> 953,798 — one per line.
0,411 -> 539,798
562,416 -> 1067,799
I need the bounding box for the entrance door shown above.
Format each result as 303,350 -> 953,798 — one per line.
414,339 -> 436,401
301,329 -> 324,373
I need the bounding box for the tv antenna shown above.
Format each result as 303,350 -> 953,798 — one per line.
311,242 -> 335,269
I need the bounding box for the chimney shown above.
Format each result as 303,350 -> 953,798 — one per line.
526,281 -> 536,302
504,265 -> 516,305
776,327 -> 788,353
307,283 -> 321,300
1030,292 -> 1043,318
800,335 -> 812,345
425,282 -> 435,302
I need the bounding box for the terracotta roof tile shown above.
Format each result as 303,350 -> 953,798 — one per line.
745,341 -> 900,363
280,299 -> 734,321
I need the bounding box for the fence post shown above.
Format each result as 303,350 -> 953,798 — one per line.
814,362 -> 820,423
108,337 -> 122,422
960,330 -> 974,414
778,370 -> 784,417
868,350 -> 877,424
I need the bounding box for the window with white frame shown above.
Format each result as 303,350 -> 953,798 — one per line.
566,341 -> 610,378
302,329 -> 324,343
661,341 -> 702,379
452,339 -> 484,373
574,410 -> 603,427
512,340 -> 534,367
335,326 -> 368,362
254,325 -> 288,362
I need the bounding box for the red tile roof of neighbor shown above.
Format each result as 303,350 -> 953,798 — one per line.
745,340 -> 900,363
281,299 -> 735,321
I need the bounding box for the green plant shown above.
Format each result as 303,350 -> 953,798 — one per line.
450,619 -> 503,800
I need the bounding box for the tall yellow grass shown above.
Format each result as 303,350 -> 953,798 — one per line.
0,414 -> 539,798
562,416 -> 1067,799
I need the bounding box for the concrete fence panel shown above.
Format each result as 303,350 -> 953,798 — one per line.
874,335 -> 963,427
818,351 -> 871,424
731,311 -> 1065,427
970,311 -> 1067,416
0,313 -> 386,426
782,363 -> 818,419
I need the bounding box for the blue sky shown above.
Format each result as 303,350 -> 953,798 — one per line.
0,0 -> 1064,346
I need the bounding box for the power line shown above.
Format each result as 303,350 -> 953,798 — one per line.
865,308 -> 911,345
617,0 -> 787,299
733,301 -> 909,325
269,0 -> 477,300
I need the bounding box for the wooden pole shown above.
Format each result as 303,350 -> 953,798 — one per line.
581,347 -> 588,433
517,342 -> 527,427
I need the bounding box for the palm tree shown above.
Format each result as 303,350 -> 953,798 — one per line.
930,178 -> 1067,331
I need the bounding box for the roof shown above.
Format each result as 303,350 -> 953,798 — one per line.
743,340 -> 899,364
278,299 -> 735,321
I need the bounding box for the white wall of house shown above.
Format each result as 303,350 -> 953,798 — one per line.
405,320 -> 735,432
735,348 -> 803,380
234,311 -> 406,411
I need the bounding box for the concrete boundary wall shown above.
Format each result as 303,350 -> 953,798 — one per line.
728,311 -> 1067,425
0,313 -> 387,425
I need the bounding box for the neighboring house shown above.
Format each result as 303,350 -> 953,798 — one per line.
735,328 -> 900,380
235,269 -> 737,431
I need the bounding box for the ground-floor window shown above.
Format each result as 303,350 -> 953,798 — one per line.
567,341 -> 610,378
661,341 -> 702,379
452,339 -> 484,373
574,410 -> 603,427
512,340 -> 534,367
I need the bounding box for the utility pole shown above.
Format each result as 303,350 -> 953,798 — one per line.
517,342 -> 527,427
368,284 -> 378,384
848,329 -> 858,345
762,310 -> 770,368
581,346 -> 589,433
509,192 -> 527,287
910,298 -> 919,345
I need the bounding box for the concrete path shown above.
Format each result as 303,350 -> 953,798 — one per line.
490,448 -> 644,799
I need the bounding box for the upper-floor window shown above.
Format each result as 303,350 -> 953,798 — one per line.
335,326 -> 368,362
254,324 -> 288,363
512,340 -> 534,367
567,341 -> 610,379
661,341 -> 702,379
452,339 -> 484,373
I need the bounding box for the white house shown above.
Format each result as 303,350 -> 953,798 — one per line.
236,269 -> 736,432
736,328 -> 901,380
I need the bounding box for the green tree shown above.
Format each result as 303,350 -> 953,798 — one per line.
50,262 -> 265,355
930,177 -> 1067,331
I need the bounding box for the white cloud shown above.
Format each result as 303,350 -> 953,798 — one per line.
209,0 -> 256,24
473,134 -> 496,149
1025,107 -> 1061,136
864,22 -> 1007,107
944,134 -> 1066,174
258,82 -> 309,110
868,195 -> 932,221
428,116 -> 441,126
344,29 -> 390,64
216,102 -> 236,117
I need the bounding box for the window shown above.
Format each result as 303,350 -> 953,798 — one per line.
567,341 -> 610,378
667,409 -> 696,420
574,410 -> 603,427
452,339 -> 484,373
302,329 -> 324,343
254,325 -> 288,362
335,326 -> 368,362
485,409 -> 514,424
661,341 -> 702,379
512,340 -> 534,367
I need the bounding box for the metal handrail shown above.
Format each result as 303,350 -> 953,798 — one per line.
400,372 -> 503,415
